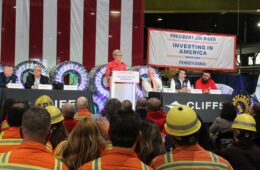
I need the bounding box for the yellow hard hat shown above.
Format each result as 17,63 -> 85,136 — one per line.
165,105 -> 201,136
35,95 -> 53,108
232,114 -> 256,132
45,106 -> 64,124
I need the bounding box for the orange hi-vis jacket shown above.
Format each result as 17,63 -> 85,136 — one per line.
74,108 -> 92,120
0,127 -> 54,154
79,147 -> 153,170
151,144 -> 233,170
0,120 -> 10,132
0,141 -> 68,170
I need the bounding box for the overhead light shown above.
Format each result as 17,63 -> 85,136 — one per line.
257,22 -> 260,27
110,11 -> 120,14
90,12 -> 95,16
157,17 -> 163,22
13,6 -> 16,9
257,9 -> 260,12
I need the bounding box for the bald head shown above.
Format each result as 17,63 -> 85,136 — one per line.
76,96 -> 88,110
147,98 -> 161,112
62,102 -> 76,118
136,97 -> 147,110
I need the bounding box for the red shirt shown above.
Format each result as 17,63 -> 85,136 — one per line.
195,77 -> 217,92
105,60 -> 127,87
146,111 -> 166,134
63,117 -> 78,133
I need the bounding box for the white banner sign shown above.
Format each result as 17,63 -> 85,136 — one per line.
148,28 -> 236,71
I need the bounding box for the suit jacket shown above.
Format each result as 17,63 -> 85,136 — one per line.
25,73 -> 49,89
0,72 -> 17,88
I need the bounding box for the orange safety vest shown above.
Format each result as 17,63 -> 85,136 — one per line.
151,144 -> 233,170
79,147 -> 152,170
74,108 -> 92,120
53,140 -> 67,159
0,120 -> 10,132
0,141 -> 68,170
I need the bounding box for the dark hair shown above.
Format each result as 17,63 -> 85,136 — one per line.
252,103 -> 260,115
101,98 -> 122,120
122,100 -> 133,112
147,98 -> 161,112
0,98 -> 16,123
135,120 -> 165,164
220,102 -> 237,121
178,69 -> 187,75
50,121 -> 68,149
203,70 -> 211,75
173,132 -> 200,146
7,100 -> 30,127
109,110 -> 141,148
22,107 -> 51,138
136,97 -> 147,110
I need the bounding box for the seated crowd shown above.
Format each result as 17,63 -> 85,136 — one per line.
0,95 -> 260,170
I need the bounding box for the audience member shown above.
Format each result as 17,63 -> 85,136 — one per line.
62,117 -> 103,170
142,68 -> 162,97
135,120 -> 165,165
222,114 -> 260,170
135,97 -> 147,119
210,102 -> 237,134
0,107 -> 68,169
0,101 -> 29,153
0,65 -> 17,88
61,103 -> 78,133
25,66 -> 49,89
170,69 -> 191,93
79,110 -> 152,170
100,98 -> 122,120
74,96 -> 92,120
105,49 -> 127,88
195,71 -> 217,93
146,98 -> 166,134
122,100 -> 133,112
45,106 -> 68,149
253,103 -> 260,146
0,98 -> 16,131
35,95 -> 54,108
151,105 -> 232,170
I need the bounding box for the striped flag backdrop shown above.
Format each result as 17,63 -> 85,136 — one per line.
0,0 -> 144,71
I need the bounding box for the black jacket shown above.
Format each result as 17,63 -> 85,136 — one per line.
0,72 -> 17,88
25,73 -> 49,89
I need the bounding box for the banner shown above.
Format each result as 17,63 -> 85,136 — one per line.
148,28 -> 236,71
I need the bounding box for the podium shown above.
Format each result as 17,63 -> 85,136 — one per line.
110,71 -> 139,109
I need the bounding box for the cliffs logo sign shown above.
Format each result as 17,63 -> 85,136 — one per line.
166,101 -> 223,110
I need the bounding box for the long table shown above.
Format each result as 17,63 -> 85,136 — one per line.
148,92 -> 232,123
0,88 -> 94,113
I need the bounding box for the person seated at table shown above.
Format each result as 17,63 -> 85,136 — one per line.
170,69 -> 191,93
0,65 -> 17,88
25,66 -> 49,89
142,68 -> 162,97
195,71 -> 217,93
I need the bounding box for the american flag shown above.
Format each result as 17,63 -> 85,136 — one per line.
0,0 -> 144,70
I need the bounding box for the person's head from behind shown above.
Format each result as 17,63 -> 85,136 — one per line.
1,98 -> 16,122
251,103 -> 260,116
232,113 -> 256,143
109,110 -> 141,148
136,97 -> 147,111
76,96 -> 88,111
3,65 -> 14,78
45,105 -> 68,148
147,98 -> 161,112
35,95 -> 53,108
178,69 -> 187,80
122,100 -> 133,112
62,117 -> 103,170
113,49 -> 123,62
165,105 -> 201,146
220,102 -> 237,121
33,66 -> 42,78
101,98 -> 122,120
202,71 -> 211,84
7,100 -> 30,127
21,107 -> 51,144
62,102 -> 76,118
147,68 -> 155,79
135,120 -> 165,164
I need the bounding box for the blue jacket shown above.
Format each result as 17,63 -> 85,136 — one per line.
0,72 -> 17,88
